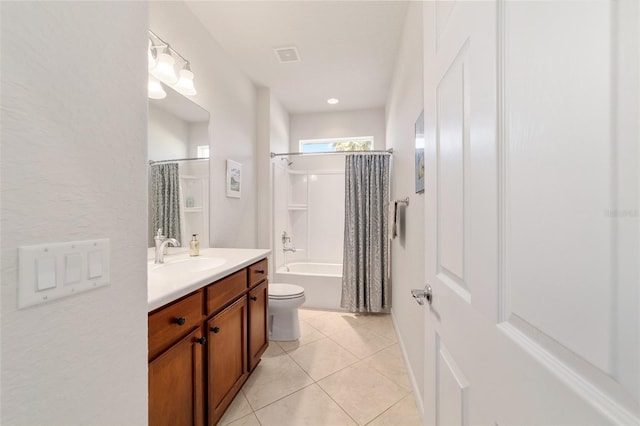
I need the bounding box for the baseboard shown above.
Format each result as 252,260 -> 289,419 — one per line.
390,310 -> 425,424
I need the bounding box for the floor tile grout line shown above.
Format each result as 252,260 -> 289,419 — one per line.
325,332 -> 397,361
362,392 -> 413,426
264,341 -> 378,425
360,348 -> 414,392
285,339 -> 362,382
247,350 -> 316,413
246,309 -> 414,426
314,377 -> 361,426
251,381 -> 318,420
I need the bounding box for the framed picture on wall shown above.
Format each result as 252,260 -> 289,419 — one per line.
415,110 -> 425,194
226,159 -> 242,198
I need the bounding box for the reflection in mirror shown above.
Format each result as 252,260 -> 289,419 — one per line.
148,84 -> 210,249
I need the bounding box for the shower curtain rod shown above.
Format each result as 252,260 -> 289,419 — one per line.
270,148 -> 393,158
148,157 -> 209,165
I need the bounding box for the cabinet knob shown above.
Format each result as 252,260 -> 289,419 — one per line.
211,326 -> 220,334
174,317 -> 186,326
195,336 -> 206,345
250,296 -> 258,301
255,269 -> 265,274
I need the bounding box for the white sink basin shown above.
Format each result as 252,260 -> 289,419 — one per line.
149,257 -> 226,274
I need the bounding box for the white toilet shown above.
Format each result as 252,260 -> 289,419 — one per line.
268,283 -> 306,341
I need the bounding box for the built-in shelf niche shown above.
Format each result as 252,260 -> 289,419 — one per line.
286,169 -> 308,261
180,173 -> 208,247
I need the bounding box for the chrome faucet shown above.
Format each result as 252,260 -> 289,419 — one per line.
154,228 -> 181,264
282,231 -> 291,245
282,230 -> 296,253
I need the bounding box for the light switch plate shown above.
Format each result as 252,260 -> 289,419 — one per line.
18,239 -> 110,309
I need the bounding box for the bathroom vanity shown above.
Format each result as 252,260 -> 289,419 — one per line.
147,248 -> 270,426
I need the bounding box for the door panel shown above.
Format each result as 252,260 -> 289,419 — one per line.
436,42 -> 469,298
504,0 -> 613,376
436,335 -> 469,426
424,0 -> 639,424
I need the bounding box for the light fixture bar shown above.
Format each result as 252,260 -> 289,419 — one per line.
148,29 -> 197,97
148,29 -> 189,65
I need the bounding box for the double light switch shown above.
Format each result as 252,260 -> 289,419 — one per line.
18,239 -> 110,309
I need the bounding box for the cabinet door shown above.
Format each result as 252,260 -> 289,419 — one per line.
149,327 -> 204,426
207,297 -> 248,425
248,280 -> 269,371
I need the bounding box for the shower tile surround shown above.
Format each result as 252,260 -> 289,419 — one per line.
218,309 -> 422,426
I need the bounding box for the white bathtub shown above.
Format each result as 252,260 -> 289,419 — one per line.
274,262 -> 344,310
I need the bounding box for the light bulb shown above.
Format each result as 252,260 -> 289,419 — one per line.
173,67 -> 197,96
150,47 -> 177,85
148,75 -> 166,99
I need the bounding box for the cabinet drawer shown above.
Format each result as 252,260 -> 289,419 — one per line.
248,259 -> 268,288
206,269 -> 247,315
149,290 -> 204,361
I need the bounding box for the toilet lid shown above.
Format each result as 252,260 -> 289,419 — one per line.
269,283 -> 305,300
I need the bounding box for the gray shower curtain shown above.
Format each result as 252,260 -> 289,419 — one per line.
151,163 -> 182,242
341,154 -> 390,313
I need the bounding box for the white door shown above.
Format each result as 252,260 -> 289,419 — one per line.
423,1 -> 639,424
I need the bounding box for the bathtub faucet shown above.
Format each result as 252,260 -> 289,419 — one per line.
282,231 -> 291,245
283,246 -> 297,253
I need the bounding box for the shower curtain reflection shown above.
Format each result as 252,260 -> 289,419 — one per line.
151,162 -> 182,243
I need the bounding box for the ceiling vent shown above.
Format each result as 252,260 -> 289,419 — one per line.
274,46 -> 301,63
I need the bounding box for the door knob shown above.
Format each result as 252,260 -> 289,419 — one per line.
411,285 -> 432,306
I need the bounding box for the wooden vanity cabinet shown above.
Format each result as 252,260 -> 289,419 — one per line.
148,291 -> 206,426
206,297 -> 248,424
148,257 -> 269,426
149,327 -> 205,426
248,279 -> 268,371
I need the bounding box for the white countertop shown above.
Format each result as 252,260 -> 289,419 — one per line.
147,247 -> 271,311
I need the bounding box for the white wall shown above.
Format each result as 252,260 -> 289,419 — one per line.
289,108 -> 386,152
148,104 -> 190,160
257,88 -> 290,252
385,1 -> 425,416
188,122 -> 210,157
1,2 -> 148,424
150,2 -> 258,248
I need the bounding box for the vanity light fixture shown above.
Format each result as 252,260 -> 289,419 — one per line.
173,63 -> 197,96
151,46 -> 178,85
148,29 -> 197,97
327,98 -> 339,105
148,75 -> 167,99
147,39 -> 157,71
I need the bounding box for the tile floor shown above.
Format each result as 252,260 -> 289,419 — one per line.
218,309 -> 422,426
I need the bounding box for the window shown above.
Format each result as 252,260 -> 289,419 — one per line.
197,145 -> 210,158
299,137 -> 374,153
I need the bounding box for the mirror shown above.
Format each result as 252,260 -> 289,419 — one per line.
148,84 -> 210,249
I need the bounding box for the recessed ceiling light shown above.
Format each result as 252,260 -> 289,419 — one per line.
327,98 -> 339,105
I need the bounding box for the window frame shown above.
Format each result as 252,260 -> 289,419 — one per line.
298,136 -> 374,153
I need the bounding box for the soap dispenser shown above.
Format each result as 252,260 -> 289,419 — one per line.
189,234 -> 200,257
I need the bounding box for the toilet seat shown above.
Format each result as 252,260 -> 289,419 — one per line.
269,283 -> 305,300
